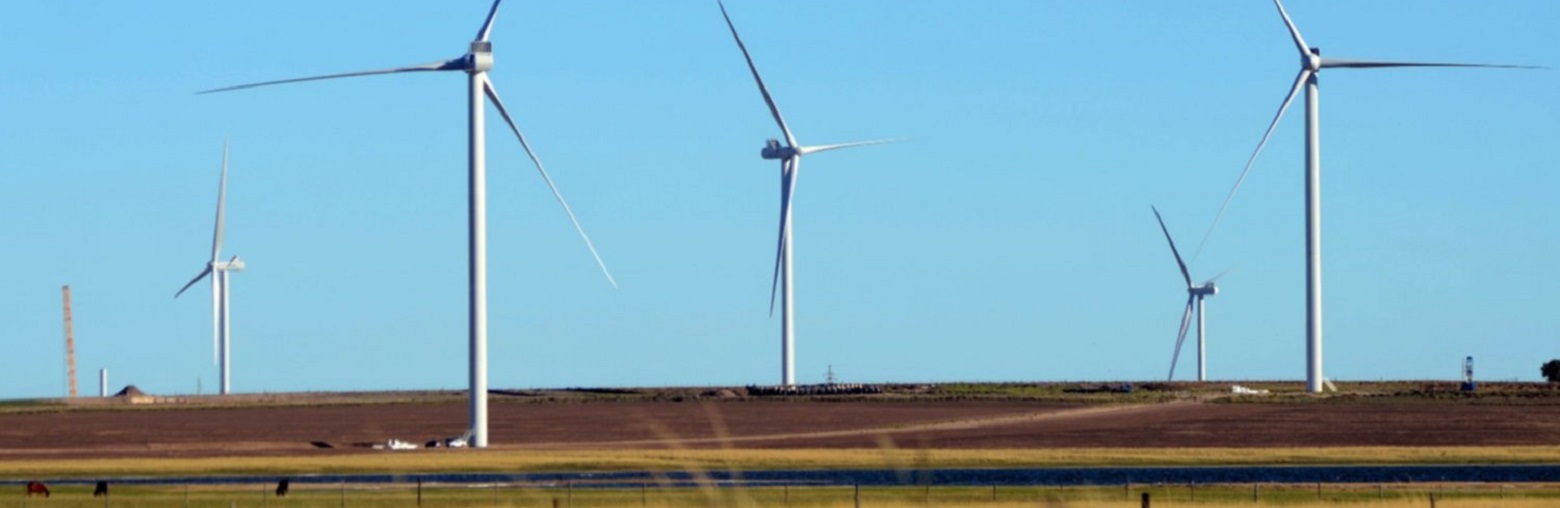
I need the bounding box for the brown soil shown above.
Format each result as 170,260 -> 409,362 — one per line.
4,396 -> 1560,460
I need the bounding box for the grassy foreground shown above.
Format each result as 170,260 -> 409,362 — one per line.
7,446 -> 1560,478
7,483 -> 1559,508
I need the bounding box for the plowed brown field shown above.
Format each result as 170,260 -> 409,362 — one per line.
5,396 -> 1560,460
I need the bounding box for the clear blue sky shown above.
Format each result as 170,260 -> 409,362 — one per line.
1,2 -> 1555,399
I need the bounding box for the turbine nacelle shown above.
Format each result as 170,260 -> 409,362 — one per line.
761,139 -> 795,160
1191,281 -> 1218,297
465,42 -> 494,73
218,257 -> 246,272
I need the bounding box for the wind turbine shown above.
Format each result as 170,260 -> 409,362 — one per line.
719,2 -> 894,387
1152,206 -> 1219,382
1199,0 -> 1538,393
199,0 -> 615,447
175,140 -> 245,396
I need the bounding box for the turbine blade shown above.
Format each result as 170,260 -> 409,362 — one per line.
717,1 -> 797,148
1319,58 -> 1543,70
175,265 -> 213,298
475,0 -> 503,43
483,76 -> 617,289
768,158 -> 798,317
198,59 -> 464,94
1151,206 -> 1192,288
1168,296 -> 1195,381
1193,68 -> 1310,263
212,140 -> 229,263
795,138 -> 902,156
1272,0 -> 1311,57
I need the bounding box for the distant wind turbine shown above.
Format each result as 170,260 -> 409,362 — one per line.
199,0 -> 615,447
1200,0 -> 1539,393
719,1 -> 896,387
1151,206 -> 1220,382
175,140 -> 245,396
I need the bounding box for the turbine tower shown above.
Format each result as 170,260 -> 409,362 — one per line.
1152,207 -> 1219,382
1203,0 -> 1536,393
200,0 -> 614,447
176,141 -> 245,395
719,2 -> 894,387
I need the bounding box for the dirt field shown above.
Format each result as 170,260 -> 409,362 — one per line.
5,386 -> 1560,460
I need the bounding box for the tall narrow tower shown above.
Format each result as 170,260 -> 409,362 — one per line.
62,285 -> 77,399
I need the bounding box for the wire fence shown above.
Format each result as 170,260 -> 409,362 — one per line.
11,481 -> 1560,508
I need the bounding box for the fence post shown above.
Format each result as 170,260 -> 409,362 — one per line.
1140,491 -> 1151,508
641,482 -> 646,507
340,482 -> 346,508
854,484 -> 861,508
417,478 -> 423,507
783,485 -> 788,505
1430,492 -> 1437,508
1253,484 -> 1259,502
991,485 -> 996,502
567,481 -> 572,508
1190,483 -> 1195,501
262,483 -> 268,508
1316,482 -> 1322,500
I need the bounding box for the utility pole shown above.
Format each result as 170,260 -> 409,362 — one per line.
63,285 -> 77,398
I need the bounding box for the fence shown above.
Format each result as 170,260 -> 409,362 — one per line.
12,481 -> 1560,508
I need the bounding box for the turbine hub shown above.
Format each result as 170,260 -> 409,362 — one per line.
760,139 -> 794,160
466,42 -> 494,73
1304,47 -> 1322,72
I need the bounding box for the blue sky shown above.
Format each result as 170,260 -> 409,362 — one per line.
1,1 -> 1555,399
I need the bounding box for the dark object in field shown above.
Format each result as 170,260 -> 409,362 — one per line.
93,481 -> 109,497
113,385 -> 147,397
25,481 -> 49,497
310,441 -> 334,448
1542,360 -> 1560,383
276,479 -> 289,497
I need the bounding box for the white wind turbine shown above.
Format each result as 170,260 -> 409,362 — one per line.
175,140 -> 245,395
1200,0 -> 1538,393
719,2 -> 895,387
1152,206 -> 1220,382
200,0 -> 615,447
